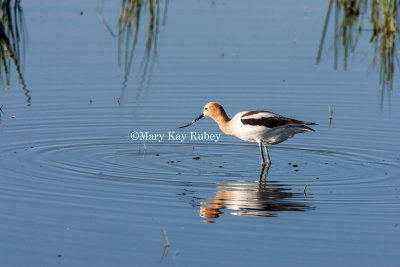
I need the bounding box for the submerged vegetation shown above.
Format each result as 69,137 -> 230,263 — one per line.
317,0 -> 400,92
97,0 -> 168,100
0,0 -> 29,104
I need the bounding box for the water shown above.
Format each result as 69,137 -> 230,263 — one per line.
0,0 -> 399,266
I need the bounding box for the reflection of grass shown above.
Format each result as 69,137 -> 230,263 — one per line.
317,0 -> 365,70
98,0 -> 168,98
370,0 -> 398,91
118,0 -> 161,86
0,0 -> 29,104
317,0 -> 400,92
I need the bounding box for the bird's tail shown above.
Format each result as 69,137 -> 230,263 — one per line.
291,123 -> 318,133
301,125 -> 316,132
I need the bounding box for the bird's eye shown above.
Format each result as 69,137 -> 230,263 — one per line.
205,107 -> 208,110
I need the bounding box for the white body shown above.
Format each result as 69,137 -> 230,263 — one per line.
228,111 -> 313,145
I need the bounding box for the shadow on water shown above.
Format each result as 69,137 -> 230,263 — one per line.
198,167 -> 314,223
97,0 -> 168,103
316,0 -> 400,98
0,0 -> 29,105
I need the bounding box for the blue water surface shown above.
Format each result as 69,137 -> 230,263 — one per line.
0,1 -> 399,266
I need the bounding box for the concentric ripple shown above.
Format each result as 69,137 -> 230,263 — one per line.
1,136 -> 398,195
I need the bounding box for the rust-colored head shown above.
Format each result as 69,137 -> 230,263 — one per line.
202,102 -> 224,118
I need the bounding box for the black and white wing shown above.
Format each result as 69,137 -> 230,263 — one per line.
241,111 -> 318,130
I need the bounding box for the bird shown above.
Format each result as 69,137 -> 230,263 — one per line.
179,102 -> 317,166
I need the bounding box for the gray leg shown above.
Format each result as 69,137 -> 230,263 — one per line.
263,144 -> 271,165
258,163 -> 266,180
259,142 -> 266,166
259,163 -> 271,182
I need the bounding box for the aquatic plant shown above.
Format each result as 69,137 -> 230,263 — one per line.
370,0 -> 398,92
317,0 -> 400,92
97,0 -> 168,100
0,0 -> 29,104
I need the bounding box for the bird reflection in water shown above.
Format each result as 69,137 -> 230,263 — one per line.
200,166 -> 313,223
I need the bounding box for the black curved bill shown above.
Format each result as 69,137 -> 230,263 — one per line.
178,114 -> 204,128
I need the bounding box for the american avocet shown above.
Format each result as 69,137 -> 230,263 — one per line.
179,102 -> 317,166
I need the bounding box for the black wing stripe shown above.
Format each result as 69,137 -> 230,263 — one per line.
241,117 -> 317,128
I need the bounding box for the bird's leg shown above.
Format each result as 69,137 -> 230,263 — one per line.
264,163 -> 270,177
259,162 -> 271,183
263,144 -> 271,166
258,163 -> 266,180
259,142 -> 266,166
